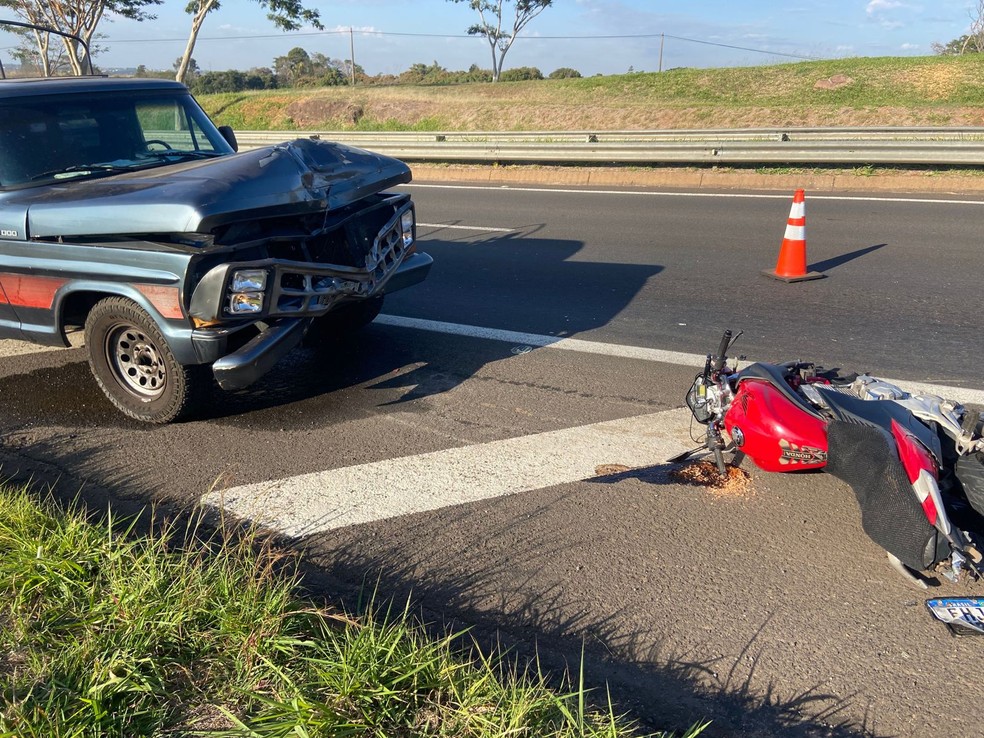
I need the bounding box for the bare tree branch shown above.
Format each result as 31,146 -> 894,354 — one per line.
0,0 -> 159,75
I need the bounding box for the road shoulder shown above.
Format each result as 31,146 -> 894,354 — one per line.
411,163 -> 984,194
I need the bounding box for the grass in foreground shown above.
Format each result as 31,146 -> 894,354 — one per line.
0,483 -> 705,737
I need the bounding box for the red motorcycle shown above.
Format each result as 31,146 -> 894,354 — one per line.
675,330 -> 984,634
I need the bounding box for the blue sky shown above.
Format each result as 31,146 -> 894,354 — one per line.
54,0 -> 982,74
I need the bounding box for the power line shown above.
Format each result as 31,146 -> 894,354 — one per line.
99,27 -> 820,61
662,34 -> 819,61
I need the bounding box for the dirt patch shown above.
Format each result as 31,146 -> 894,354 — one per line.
814,74 -> 853,91
282,97 -> 449,128
595,463 -> 632,476
896,64 -> 964,101
285,98 -> 366,127
670,460 -> 752,498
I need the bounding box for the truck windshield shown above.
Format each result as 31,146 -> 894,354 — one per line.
0,92 -> 235,188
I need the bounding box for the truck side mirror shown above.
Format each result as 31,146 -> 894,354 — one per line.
218,125 -> 238,152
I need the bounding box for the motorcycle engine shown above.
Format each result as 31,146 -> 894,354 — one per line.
852,375 -> 909,401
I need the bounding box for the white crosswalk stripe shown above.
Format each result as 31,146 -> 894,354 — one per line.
203,407 -> 697,538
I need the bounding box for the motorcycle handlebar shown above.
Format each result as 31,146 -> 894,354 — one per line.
711,330 -> 732,372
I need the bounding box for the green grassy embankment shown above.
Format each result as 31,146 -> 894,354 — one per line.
197,55 -> 984,132
0,483 -> 706,738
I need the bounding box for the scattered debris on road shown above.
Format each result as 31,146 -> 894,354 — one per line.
670,460 -> 752,497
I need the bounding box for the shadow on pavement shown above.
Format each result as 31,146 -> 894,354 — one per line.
0,438 -> 885,738
294,494 -> 884,738
809,243 -> 886,274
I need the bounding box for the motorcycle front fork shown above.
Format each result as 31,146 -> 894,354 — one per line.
707,424 -> 728,476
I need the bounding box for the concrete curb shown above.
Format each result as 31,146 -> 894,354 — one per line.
410,164 -> 984,194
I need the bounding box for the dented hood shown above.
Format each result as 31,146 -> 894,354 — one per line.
8,139 -> 412,240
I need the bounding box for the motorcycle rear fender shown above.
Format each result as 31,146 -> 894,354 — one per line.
890,419 -> 949,533
725,378 -> 828,472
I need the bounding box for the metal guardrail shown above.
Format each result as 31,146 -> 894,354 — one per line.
231,128 -> 984,166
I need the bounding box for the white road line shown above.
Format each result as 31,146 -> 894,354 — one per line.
406,183 -> 984,206
418,222 -> 514,233
375,314 -> 984,406
203,407 -> 696,538
376,314 -> 704,366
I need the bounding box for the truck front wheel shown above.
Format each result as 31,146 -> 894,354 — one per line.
85,297 -> 210,423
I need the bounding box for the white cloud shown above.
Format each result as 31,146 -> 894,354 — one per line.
866,0 -> 905,15
900,42 -> 920,49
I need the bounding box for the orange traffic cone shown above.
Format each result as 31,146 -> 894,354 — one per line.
762,189 -> 824,282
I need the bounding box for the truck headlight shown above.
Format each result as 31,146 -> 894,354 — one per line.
230,269 -> 267,292
401,209 -> 415,249
227,268 -> 267,314
229,292 -> 264,314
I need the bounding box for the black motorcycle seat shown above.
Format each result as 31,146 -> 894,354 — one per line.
815,386 -> 942,461
736,362 -> 825,419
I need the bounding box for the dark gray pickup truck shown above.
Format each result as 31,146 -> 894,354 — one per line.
0,75 -> 431,422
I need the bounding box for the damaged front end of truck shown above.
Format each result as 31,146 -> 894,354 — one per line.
0,72 -> 431,422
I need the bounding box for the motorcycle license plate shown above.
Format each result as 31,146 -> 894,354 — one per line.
926,598 -> 984,636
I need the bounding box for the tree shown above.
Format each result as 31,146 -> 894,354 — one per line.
8,26 -> 71,76
268,47 -> 357,87
447,0 -> 552,82
548,67 -> 581,79
173,56 -> 200,79
931,36 -> 979,54
0,13 -> 58,76
498,65 -> 542,81
176,0 -> 322,84
932,0 -> 984,54
273,46 -> 312,85
0,0 -> 160,76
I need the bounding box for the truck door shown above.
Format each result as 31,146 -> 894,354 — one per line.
0,274 -> 24,340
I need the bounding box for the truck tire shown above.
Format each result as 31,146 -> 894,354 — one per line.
85,297 -> 210,423
957,452 -> 984,518
305,295 -> 384,346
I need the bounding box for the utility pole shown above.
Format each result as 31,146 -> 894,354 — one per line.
659,33 -> 664,73
349,27 -> 356,86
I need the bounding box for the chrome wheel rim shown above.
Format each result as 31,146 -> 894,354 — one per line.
105,323 -> 166,400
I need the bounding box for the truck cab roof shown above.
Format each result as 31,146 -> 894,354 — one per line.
0,76 -> 188,99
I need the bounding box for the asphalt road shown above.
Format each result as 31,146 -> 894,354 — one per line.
397,183 -> 984,387
2,182 -> 984,737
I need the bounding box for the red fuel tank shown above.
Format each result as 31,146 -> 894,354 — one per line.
724,379 -> 828,472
